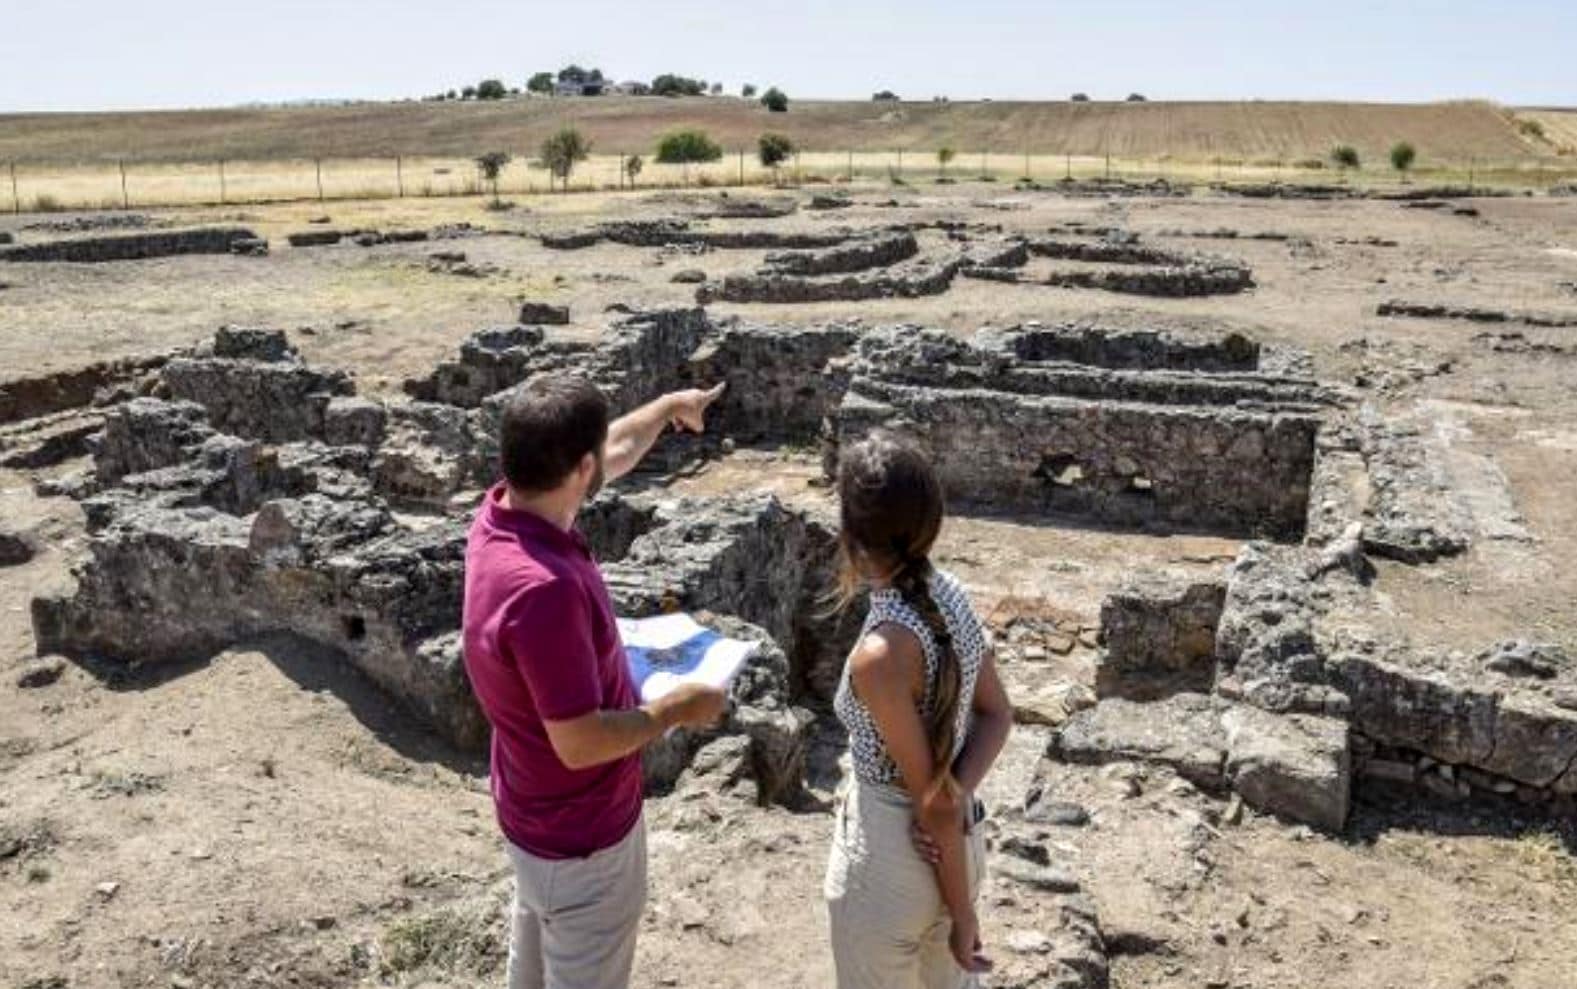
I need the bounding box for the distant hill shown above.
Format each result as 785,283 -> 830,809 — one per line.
0,97 -> 1560,164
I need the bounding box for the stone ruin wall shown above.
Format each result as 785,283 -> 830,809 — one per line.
0,227 -> 262,263
831,326 -> 1327,540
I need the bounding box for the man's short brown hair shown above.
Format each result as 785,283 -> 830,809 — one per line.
498,375 -> 609,492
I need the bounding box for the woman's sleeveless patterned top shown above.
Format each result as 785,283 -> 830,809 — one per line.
834,568 -> 990,788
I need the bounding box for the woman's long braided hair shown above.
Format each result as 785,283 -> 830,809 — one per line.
835,432 -> 962,781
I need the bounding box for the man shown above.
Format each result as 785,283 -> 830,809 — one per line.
463,374 -> 729,989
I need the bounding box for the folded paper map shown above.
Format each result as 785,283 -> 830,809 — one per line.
619,613 -> 760,703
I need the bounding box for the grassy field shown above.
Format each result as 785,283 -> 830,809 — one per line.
3,98 -> 1573,213
1,97 -> 1563,164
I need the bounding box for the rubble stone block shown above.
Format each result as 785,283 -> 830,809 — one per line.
162,355 -> 353,444
1052,694 -> 1228,789
1096,575 -> 1226,700
518,301 -> 570,325
322,396 -> 388,449
1221,705 -> 1351,831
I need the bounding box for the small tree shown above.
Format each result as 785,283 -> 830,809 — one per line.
873,90 -> 899,102
741,83 -> 757,98
540,127 -> 591,192
1126,92 -> 1147,102
476,78 -> 507,100
1390,141 -> 1416,176
461,85 -> 477,100
624,154 -> 644,188
1071,92 -> 1090,102
937,146 -> 956,179
758,132 -> 795,183
709,82 -> 723,96
475,151 -> 511,205
445,89 -> 458,101
1331,144 -> 1360,170
652,73 -> 706,97
527,72 -> 554,94
761,87 -> 789,112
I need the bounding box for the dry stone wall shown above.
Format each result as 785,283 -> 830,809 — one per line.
831,325 -> 1324,539
0,227 -> 261,263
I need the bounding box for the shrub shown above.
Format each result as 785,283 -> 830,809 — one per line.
1331,144 -> 1360,169
474,151 -> 511,204
741,83 -> 757,98
1071,92 -> 1090,102
476,79 -> 507,100
1126,93 -> 1146,102
540,127 -> 591,191
873,90 -> 899,102
937,146 -> 956,177
758,132 -> 795,174
709,82 -> 723,95
1295,158 -> 1326,170
624,154 -> 644,185
527,72 -> 554,94
1390,141 -> 1417,173
656,129 -> 723,164
461,85 -> 477,100
652,74 -> 706,97
761,87 -> 789,112
445,89 -> 457,100
1518,118 -> 1547,140
32,193 -> 63,213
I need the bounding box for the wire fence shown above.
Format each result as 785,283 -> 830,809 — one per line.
5,150 -> 1576,213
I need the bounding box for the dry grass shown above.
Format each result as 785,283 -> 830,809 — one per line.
1520,109 -> 1577,156
7,149 -> 1574,213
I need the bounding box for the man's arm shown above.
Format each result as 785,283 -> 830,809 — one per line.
543,683 -> 726,771
602,383 -> 726,483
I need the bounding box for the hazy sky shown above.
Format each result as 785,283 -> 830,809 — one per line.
2,0 -> 1573,112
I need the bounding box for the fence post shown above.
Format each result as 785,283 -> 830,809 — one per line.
315,158 -> 324,201
896,148 -> 903,178
1467,157 -> 1475,192
119,159 -> 129,209
218,159 -> 227,204
1104,153 -> 1110,181
396,155 -> 404,197
9,161 -> 18,214
740,148 -> 746,186
1065,153 -> 1071,180
847,149 -> 854,182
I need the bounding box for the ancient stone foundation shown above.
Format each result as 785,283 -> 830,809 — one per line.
830,325 -> 1329,539
0,227 -> 261,263
29,319 -> 874,806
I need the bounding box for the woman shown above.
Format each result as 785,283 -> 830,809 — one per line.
824,432 -> 1014,988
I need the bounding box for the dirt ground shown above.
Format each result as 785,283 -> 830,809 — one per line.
3,182 -> 1577,988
